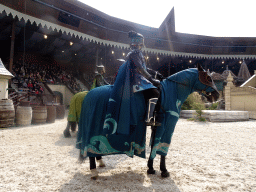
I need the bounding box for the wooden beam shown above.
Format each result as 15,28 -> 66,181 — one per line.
9,20 -> 16,73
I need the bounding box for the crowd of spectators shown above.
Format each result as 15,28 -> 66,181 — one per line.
11,60 -> 82,95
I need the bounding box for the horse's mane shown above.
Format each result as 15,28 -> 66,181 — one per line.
167,68 -> 198,80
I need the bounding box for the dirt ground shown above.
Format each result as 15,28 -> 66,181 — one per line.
1,116 -> 255,192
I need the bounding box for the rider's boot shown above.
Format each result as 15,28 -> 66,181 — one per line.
145,98 -> 161,126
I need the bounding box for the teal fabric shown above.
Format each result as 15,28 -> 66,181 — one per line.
76,85 -> 147,158
214,81 -> 224,91
103,60 -> 154,136
76,68 -> 216,160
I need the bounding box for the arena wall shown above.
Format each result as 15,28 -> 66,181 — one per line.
47,84 -> 73,108
225,71 -> 256,119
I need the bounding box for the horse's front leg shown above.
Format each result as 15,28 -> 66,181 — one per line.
90,157 -> 99,180
96,156 -> 105,167
160,155 -> 170,178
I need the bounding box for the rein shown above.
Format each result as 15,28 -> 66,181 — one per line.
167,79 -> 211,97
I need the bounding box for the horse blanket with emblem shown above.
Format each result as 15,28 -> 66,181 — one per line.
76,85 -> 147,158
76,68 -> 211,159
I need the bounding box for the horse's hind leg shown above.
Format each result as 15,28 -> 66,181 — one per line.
147,158 -> 155,174
147,126 -> 157,174
160,155 -> 170,178
96,156 -> 105,167
63,121 -> 71,138
70,122 -> 77,132
90,157 -> 99,180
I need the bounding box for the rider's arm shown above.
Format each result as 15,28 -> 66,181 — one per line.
129,50 -> 151,79
129,51 -> 160,87
147,68 -> 164,81
103,78 -> 109,85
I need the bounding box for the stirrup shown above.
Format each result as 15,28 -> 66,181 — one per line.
146,115 -> 161,126
145,98 -> 161,126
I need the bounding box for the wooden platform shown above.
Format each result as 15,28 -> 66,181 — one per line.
180,110 -> 250,122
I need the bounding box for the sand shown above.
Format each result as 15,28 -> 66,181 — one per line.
1,117 -> 255,192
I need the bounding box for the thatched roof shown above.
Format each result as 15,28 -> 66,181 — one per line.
211,72 -> 225,81
237,61 -> 251,81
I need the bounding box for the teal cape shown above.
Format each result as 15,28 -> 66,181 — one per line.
103,59 -> 154,135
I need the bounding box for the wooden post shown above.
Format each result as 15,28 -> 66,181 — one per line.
9,21 -> 16,74
95,46 -> 99,67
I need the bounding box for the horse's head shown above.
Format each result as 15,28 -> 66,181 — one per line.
196,63 -> 219,103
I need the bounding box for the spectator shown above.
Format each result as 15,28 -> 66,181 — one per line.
27,80 -> 33,91
23,81 -> 28,88
39,86 -> 44,94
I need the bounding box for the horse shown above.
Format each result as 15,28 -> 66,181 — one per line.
63,91 -> 88,138
63,68 -> 164,138
76,63 -> 219,179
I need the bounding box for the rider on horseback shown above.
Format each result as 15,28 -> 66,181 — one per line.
126,31 -> 162,126
91,65 -> 109,90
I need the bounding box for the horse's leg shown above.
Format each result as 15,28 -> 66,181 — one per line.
70,122 -> 77,132
160,155 -> 170,178
147,126 -> 157,174
96,156 -> 105,167
147,158 -> 155,174
63,121 -> 71,137
90,157 -> 99,180
78,150 -> 85,163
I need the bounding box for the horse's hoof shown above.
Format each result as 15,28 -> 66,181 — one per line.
161,171 -> 170,178
91,176 -> 98,180
147,169 -> 156,175
63,130 -> 71,138
97,159 -> 106,167
90,169 -> 99,180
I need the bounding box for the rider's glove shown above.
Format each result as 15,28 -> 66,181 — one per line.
148,77 -> 161,87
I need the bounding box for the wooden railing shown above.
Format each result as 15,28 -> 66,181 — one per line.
8,88 -> 30,105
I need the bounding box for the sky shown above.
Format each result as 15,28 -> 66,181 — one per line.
78,0 -> 256,37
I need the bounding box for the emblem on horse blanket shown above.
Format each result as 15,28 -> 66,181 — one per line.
103,59 -> 155,136
76,85 -> 147,158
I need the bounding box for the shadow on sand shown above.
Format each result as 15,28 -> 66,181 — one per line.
59,169 -> 181,192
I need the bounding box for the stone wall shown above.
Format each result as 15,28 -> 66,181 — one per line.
47,84 -> 74,108
225,71 -> 256,119
0,78 -> 8,100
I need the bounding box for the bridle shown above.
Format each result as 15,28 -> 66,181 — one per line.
167,79 -> 211,98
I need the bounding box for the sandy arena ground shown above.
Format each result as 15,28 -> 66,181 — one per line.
1,115 -> 256,192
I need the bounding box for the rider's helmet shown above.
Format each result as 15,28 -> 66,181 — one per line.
128,31 -> 144,50
96,65 -> 105,74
